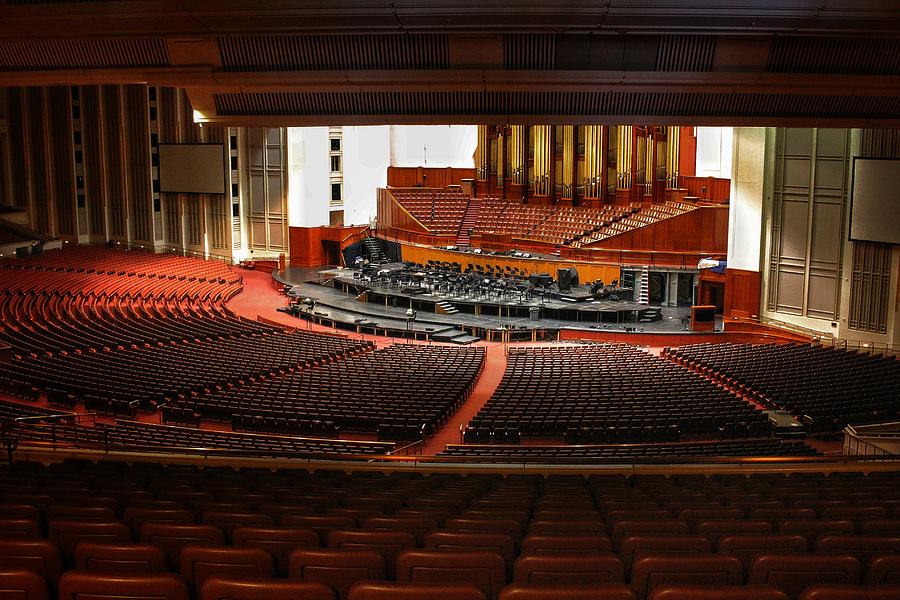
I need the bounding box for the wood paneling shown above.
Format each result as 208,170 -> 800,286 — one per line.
678,175 -> 730,203
289,225 -> 370,267
724,268 -> 762,319
386,166 -> 475,188
588,205 -> 728,254
376,188 -> 430,234
679,127 -> 696,177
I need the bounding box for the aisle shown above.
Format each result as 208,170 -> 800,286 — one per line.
422,343 -> 507,454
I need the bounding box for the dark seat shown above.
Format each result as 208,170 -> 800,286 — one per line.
348,581 -> 486,600
424,531 -> 517,567
499,584 -> 636,600
139,523 -> 226,565
288,548 -> 386,600
396,549 -> 507,600
179,546 -> 274,590
327,529 -> 416,576
74,542 -> 168,573
0,570 -> 50,600
232,526 -> 319,576
200,576 -> 335,600
649,585 -> 789,600
618,536 -> 711,574
749,554 -> 862,600
798,585 -> 900,600
866,554 -> 900,584
48,520 -> 131,563
630,554 -> 744,600
696,520 -> 773,545
0,540 -> 62,583
815,536 -> 900,569
512,553 -> 626,585
717,534 -> 807,571
610,521 -> 690,551
58,571 -> 190,600
521,534 -> 613,555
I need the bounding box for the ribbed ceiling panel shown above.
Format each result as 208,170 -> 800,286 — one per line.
218,34 -> 448,71
656,35 -> 716,71
768,36 -> 900,75
214,91 -> 900,120
504,34 -> 556,70
0,38 -> 168,70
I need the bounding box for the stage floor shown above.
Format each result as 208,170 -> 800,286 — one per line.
274,266 -> 705,338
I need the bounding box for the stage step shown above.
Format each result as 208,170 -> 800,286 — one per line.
435,301 -> 459,315
638,268 -> 650,305
432,329 -> 480,344
362,237 -> 388,263
456,196 -> 482,248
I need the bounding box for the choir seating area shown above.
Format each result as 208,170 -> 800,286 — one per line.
664,344 -> 900,433
466,345 -> 771,444
0,460 -> 899,600
388,188 -> 699,248
389,188 -> 470,235
193,345 -> 485,440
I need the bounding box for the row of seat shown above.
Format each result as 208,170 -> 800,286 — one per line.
0,246 -> 240,284
469,344 -> 770,442
663,343 -> 900,432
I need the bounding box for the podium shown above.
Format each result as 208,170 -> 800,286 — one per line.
691,305 -> 717,332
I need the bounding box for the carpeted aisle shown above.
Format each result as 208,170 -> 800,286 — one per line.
422,343 -> 507,454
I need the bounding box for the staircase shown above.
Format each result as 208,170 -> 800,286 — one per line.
638,268 -> 650,305
435,301 -> 459,315
455,197 -> 482,248
362,237 -> 388,264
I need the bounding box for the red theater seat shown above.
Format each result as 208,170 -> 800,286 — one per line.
180,546 -> 274,590
0,570 -> 50,600
327,529 -> 416,576
717,534 -> 808,571
139,523 -> 226,565
48,520 -> 131,562
424,531 -> 517,566
74,542 -> 168,573
618,536 -> 711,573
798,585 -> 900,600
749,554 -> 862,600
512,553 -> 626,585
521,534 -> 613,555
499,584 -> 636,600
58,572 -> 190,600
649,585 -> 789,600
231,526 -> 319,575
396,549 -> 507,600
866,555 -> 900,585
288,548 -> 386,600
696,520 -> 773,545
815,536 -> 900,569
0,540 -> 62,582
630,554 -> 744,600
349,581 -> 486,600
200,576 -> 335,600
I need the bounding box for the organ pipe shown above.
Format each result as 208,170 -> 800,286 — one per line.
531,125 -> 551,196
475,125 -> 488,181
582,125 -> 603,198
510,125 -> 525,185
666,126 -> 680,188
617,125 -> 632,190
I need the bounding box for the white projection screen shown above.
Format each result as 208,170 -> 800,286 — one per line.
850,158 -> 900,245
158,144 -> 226,194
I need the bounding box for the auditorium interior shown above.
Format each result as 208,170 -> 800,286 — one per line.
1,2 -> 900,600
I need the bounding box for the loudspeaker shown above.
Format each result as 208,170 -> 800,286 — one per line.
557,267 -> 579,291
15,247 -> 29,258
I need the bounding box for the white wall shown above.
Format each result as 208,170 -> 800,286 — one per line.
696,127 -> 733,179
343,126 -> 390,226
727,127 -> 766,272
287,127 -> 330,227
389,125 -> 477,168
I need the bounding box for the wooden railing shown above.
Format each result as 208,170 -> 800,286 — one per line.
679,175 -> 731,203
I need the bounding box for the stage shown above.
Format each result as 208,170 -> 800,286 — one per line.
273,266 -> 704,343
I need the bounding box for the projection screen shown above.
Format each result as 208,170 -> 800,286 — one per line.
850,157 -> 900,245
158,143 -> 226,194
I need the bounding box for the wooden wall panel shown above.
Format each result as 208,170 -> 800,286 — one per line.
47,86 -> 76,238
678,127 -> 696,177
376,188 -> 430,234
289,226 -> 326,267
101,85 -> 127,240
386,166 -> 475,188
6,89 -> 28,211
678,175 -> 730,202
80,86 -> 106,238
587,206 -> 728,254
26,88 -> 50,233
124,85 -> 152,243
724,268 -> 762,319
